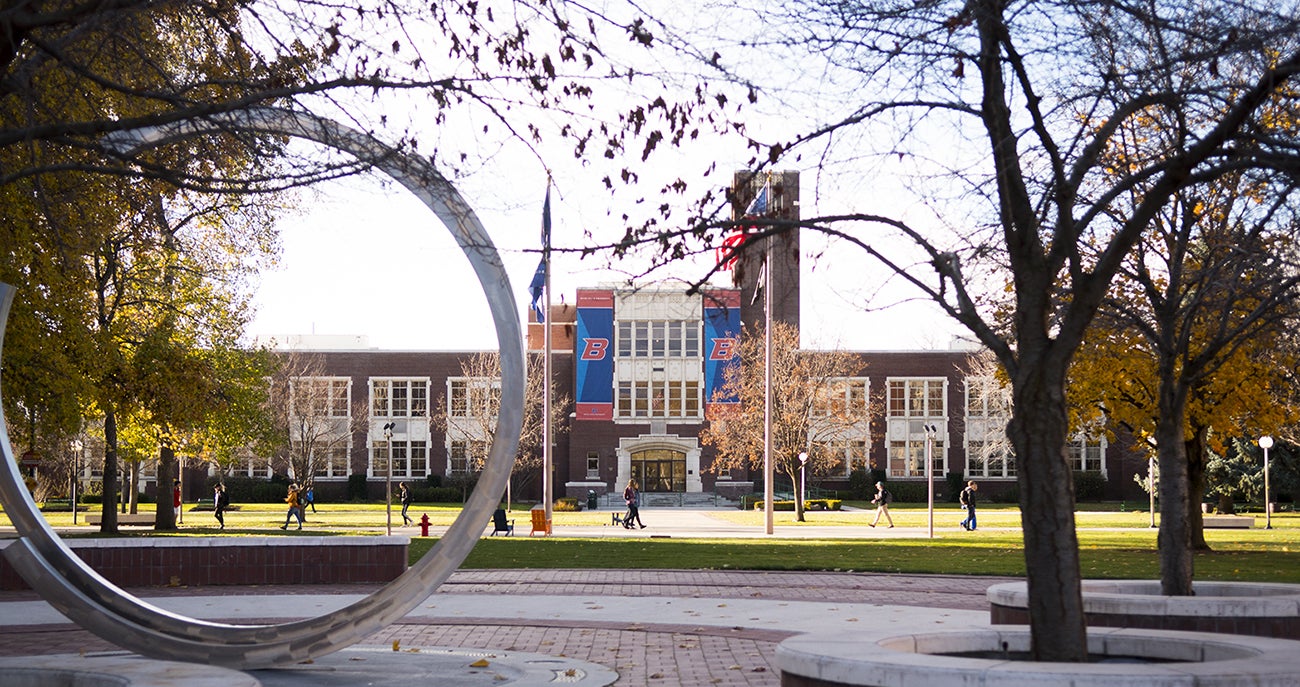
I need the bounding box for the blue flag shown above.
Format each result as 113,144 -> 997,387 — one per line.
529,185 -> 552,323
745,178 -> 770,216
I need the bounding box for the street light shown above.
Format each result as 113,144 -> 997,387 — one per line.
1260,435 -> 1274,530
70,439 -> 82,525
383,422 -> 395,536
924,424 -> 937,539
798,451 -> 808,511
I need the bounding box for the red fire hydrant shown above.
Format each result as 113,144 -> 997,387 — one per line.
419,513 -> 431,537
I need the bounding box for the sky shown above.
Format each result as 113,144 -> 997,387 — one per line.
241,4 -> 976,354
244,166 -> 969,353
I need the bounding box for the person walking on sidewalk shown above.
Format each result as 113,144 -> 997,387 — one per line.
398,482 -> 414,526
213,483 -> 228,530
959,481 -> 979,531
622,479 -> 646,529
869,481 -> 894,528
280,483 -> 304,530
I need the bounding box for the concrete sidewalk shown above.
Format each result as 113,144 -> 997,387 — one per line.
0,568 -> 1009,686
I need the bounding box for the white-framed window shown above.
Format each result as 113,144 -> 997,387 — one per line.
814,439 -> 869,477
291,377 -> 351,418
447,439 -> 488,475
370,440 -> 429,479
616,320 -> 701,358
371,378 -> 429,418
886,377 -> 947,478
318,444 -> 351,479
615,379 -> 701,419
1067,435 -> 1106,473
964,373 -> 1015,478
448,377 -> 499,419
586,452 -> 600,479
813,378 -> 869,418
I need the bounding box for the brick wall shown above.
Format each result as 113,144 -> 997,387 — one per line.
0,536 -> 408,590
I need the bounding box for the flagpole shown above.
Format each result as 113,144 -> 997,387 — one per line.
542,182 -> 554,535
763,231 -> 774,536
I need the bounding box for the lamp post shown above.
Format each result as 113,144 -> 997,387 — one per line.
798,452 -> 808,512
1260,435 -> 1273,530
383,422 -> 395,536
1148,455 -> 1156,528
70,440 -> 82,525
924,424 -> 937,539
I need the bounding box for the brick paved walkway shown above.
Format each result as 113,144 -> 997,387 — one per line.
0,569 -> 1014,686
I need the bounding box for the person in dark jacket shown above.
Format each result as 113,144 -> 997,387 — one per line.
622,479 -> 646,529
959,481 -> 979,531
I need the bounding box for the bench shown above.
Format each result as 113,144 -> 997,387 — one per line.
529,507 -> 551,536
85,513 -> 156,526
1203,515 -> 1254,529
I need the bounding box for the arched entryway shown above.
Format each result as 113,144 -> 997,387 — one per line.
616,433 -> 703,493
631,448 -> 686,493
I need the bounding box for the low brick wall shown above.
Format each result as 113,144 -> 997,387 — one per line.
0,536 -> 408,590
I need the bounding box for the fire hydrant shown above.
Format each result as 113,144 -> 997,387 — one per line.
419,513 -> 431,537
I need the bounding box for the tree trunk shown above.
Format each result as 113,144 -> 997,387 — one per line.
1185,426 -> 1210,551
1008,363 -> 1087,662
99,406 -> 118,533
1156,378 -> 1194,596
155,444 -> 176,531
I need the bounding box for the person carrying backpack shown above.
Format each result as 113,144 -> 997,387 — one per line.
213,483 -> 229,530
869,481 -> 894,528
959,481 -> 979,531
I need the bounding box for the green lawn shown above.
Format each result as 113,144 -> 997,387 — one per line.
10,502 -> 1297,583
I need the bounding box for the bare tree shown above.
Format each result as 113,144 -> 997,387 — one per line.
700,321 -> 866,521
612,0 -> 1300,661
433,351 -> 571,501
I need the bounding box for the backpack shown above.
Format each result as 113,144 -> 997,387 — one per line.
960,487 -> 973,506
218,491 -> 230,508
881,489 -> 892,505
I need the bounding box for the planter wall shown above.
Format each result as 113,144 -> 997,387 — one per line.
989,580 -> 1300,639
777,626 -> 1300,687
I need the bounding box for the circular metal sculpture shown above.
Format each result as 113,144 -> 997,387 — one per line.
0,108 -> 525,669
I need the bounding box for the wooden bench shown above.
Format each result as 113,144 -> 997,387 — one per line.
1203,515 -> 1254,529
85,513 -> 156,526
529,507 -> 551,536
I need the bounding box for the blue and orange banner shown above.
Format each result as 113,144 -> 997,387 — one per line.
575,289 -> 614,420
703,289 -> 741,412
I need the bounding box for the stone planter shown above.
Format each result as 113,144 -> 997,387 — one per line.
989,580 -> 1300,639
777,626 -> 1300,687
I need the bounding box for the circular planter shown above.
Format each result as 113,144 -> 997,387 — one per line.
777,626 -> 1300,687
989,580 -> 1300,639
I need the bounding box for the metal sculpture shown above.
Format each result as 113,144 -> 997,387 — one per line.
0,109 -> 525,669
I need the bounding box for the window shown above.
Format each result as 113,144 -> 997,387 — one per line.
586,452 -> 600,479
615,380 -> 701,419
448,440 -> 489,475
448,378 -> 499,418
372,378 -> 429,418
1067,435 -> 1106,473
886,378 -> 947,478
320,445 -> 350,479
815,439 -> 868,477
371,440 -> 429,479
963,371 -> 1015,478
617,320 -> 702,359
292,377 -> 350,418
813,378 -> 869,418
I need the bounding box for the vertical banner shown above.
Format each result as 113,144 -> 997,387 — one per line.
703,289 -> 742,413
575,289 -> 614,420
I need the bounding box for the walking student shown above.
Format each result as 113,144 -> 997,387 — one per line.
869,481 -> 894,528
398,482 -> 414,526
622,479 -> 646,529
959,480 -> 979,531
280,483 -> 304,530
213,483 -> 228,530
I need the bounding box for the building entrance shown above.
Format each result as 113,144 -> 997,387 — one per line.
630,448 -> 686,492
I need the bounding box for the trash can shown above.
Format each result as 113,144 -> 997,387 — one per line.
587,490 -> 599,511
